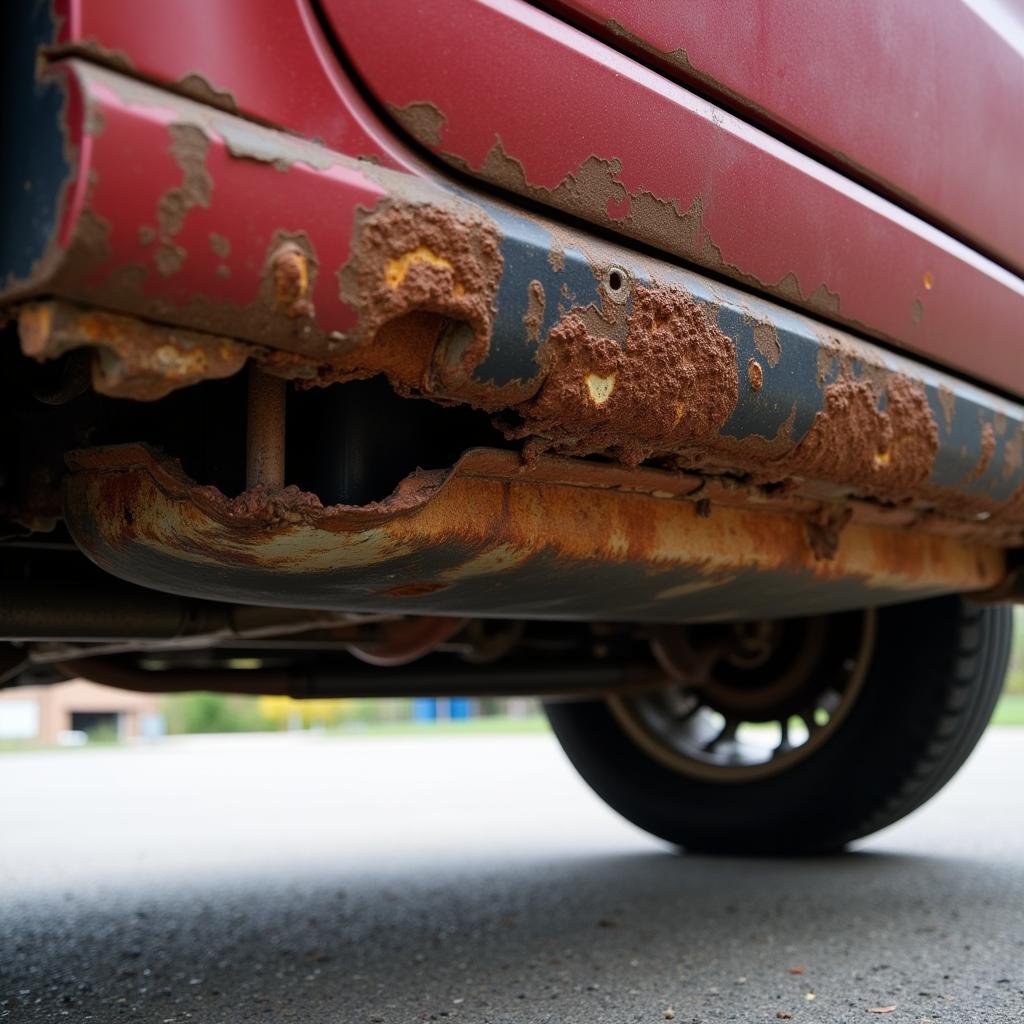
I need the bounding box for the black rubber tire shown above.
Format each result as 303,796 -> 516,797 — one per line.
545,596 -> 1012,854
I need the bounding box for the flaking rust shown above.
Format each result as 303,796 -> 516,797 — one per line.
62,443 -> 1008,618
762,376 -> 939,503
509,285 -> 738,465
328,196 -> 509,404
18,300 -> 249,401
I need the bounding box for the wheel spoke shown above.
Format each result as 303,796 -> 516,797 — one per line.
774,718 -> 792,754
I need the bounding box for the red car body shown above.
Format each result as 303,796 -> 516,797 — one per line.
2,0 -> 1023,853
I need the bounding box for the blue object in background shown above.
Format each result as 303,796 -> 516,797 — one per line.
449,698 -> 471,720
411,698 -> 473,722
412,698 -> 438,722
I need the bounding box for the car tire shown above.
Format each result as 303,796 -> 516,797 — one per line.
545,595 -> 1011,855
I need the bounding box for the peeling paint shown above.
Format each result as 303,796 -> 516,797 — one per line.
464,136 -> 844,320
154,123 -> 213,277
753,321 -> 782,367
388,100 -> 447,147
208,232 -> 230,259
175,72 -> 239,114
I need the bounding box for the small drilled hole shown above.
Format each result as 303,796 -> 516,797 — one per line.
604,266 -> 629,303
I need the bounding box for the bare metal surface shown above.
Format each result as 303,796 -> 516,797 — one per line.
0,730 -> 1021,1022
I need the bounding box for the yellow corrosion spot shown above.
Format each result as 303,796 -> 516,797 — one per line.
923,271 -> 934,291
585,372 -> 616,405
873,449 -> 892,467
385,246 -> 463,295
673,401 -> 686,425
273,246 -> 309,307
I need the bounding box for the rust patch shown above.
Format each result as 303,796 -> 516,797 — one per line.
764,375 -> 939,502
1003,427 -> 1024,480
625,190 -> 704,256
465,137 -> 841,321
63,444 -> 1009,620
548,238 -> 566,273
509,285 -> 738,464
193,465 -> 450,527
937,384 -> 956,433
18,301 -> 250,401
154,123 -> 213,277
175,72 -> 239,114
383,581 -> 450,598
964,422 -> 996,484
753,321 -> 781,367
806,505 -> 853,561
267,238 -> 315,319
747,357 -> 763,392
335,197 -> 506,404
388,101 -> 447,147
208,232 -> 231,259
523,280 -> 546,342
48,37 -> 135,74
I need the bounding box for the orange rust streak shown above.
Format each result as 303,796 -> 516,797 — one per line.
18,300 -> 250,401
65,446 -> 1005,601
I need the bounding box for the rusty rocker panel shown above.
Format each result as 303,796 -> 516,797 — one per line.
5,62 -> 1024,618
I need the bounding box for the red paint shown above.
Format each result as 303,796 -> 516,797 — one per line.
56,60 -> 389,345
54,0 -> 418,173
46,0 -> 1024,395
323,0 -> 1024,394
555,0 -> 1024,276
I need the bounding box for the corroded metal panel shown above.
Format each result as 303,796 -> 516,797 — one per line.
325,0 -> 1024,395
63,446 -> 1006,622
7,60 -> 1024,619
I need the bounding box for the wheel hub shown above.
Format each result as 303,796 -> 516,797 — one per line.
609,610 -> 876,782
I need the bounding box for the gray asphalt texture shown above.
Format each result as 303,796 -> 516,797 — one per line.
1,726 -> 1022,1023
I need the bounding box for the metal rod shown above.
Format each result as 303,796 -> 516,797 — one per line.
246,365 -> 286,489
54,657 -> 665,699
0,583 -> 197,641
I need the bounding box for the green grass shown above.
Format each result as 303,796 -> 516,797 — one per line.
327,714 -> 551,738
0,738 -> 122,754
991,693 -> 1024,726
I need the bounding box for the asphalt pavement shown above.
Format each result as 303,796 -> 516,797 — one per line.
1,725 -> 1023,1023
